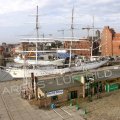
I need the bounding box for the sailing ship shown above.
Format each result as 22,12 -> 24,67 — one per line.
0,6 -> 109,80
3,59 -> 107,79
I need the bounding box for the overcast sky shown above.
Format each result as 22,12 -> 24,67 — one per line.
0,0 -> 120,44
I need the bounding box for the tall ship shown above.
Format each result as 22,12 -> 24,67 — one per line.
0,6 -> 108,80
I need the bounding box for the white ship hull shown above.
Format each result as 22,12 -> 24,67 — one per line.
14,57 -> 65,66
70,60 -> 108,72
2,60 -> 108,79
5,68 -> 64,78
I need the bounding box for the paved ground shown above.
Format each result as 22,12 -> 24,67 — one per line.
1,80 -> 120,120
0,80 -> 85,120
80,90 -> 120,120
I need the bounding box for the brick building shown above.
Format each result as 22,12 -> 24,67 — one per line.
101,26 -> 120,56
1,42 -> 19,57
35,75 -> 84,107
64,35 -> 100,57
64,39 -> 91,57
0,46 -> 4,66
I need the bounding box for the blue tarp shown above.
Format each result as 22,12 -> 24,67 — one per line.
55,53 -> 74,59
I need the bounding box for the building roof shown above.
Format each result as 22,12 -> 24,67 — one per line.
83,66 -> 120,82
37,65 -> 120,93
93,68 -> 120,81
38,76 -> 82,93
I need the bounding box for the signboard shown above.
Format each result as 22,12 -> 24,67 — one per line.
46,90 -> 63,97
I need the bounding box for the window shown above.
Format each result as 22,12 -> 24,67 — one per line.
70,91 -> 78,99
51,96 -> 58,101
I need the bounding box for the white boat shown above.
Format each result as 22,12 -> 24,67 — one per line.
14,55 -> 65,66
3,59 -> 108,79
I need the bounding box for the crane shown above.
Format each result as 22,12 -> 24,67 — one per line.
82,26 -> 101,39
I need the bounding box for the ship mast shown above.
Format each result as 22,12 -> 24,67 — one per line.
36,5 -> 39,38
35,6 -> 39,64
69,6 -> 74,67
91,16 -> 94,61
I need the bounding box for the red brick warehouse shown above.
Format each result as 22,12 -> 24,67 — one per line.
101,26 -> 120,56
64,39 -> 91,57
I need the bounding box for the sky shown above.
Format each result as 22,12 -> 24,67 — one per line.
0,0 -> 120,44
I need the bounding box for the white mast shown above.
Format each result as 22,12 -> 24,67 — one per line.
36,5 -> 39,64
69,6 -> 74,67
